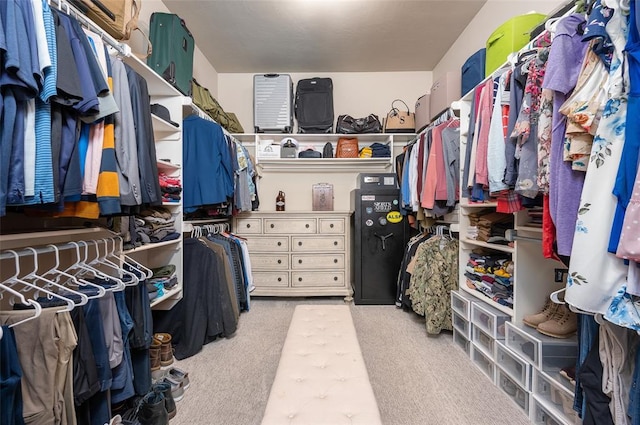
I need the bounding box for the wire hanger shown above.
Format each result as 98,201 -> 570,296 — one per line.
3,250 -> 75,313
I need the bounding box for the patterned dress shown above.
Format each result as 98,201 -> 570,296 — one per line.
566,0 -> 630,317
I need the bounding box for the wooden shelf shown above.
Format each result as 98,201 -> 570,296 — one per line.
461,238 -> 514,253
162,201 -> 182,207
517,225 -> 543,233
156,159 -> 181,171
123,54 -> 182,98
460,284 -> 514,316
150,284 -> 182,308
124,239 -> 181,254
256,157 -> 392,172
151,114 -> 181,136
460,199 -> 498,208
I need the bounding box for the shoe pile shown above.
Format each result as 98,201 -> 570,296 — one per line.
523,299 -> 577,338
149,332 -> 190,408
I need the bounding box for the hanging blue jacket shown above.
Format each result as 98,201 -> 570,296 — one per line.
183,116 -> 234,212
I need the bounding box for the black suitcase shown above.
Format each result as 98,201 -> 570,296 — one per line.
295,78 -> 334,133
147,12 -> 195,96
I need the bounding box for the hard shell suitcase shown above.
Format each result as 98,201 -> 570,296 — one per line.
461,48 -> 486,96
295,78 -> 334,133
253,74 -> 293,133
415,94 -> 430,133
485,12 -> 547,76
147,12 -> 195,96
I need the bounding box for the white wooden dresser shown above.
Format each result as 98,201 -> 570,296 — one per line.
233,211 -> 352,299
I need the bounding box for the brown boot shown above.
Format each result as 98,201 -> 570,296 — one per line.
154,333 -> 174,367
523,298 -> 558,328
150,338 -> 162,371
537,304 -> 577,338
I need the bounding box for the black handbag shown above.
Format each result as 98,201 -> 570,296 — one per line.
336,114 -> 382,134
298,148 -> 322,158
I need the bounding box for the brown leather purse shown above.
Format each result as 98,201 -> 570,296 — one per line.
336,137 -> 359,158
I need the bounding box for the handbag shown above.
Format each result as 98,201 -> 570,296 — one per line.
383,99 -> 416,133
298,148 -> 322,158
336,137 -> 359,158
336,114 -> 382,134
322,142 -> 334,158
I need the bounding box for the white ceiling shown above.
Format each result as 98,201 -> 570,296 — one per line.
162,0 -> 488,73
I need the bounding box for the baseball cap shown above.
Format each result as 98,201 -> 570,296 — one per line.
150,104 -> 180,127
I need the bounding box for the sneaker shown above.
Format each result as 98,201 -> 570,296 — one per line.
163,376 -> 185,402
167,367 -> 190,390
559,366 -> 576,386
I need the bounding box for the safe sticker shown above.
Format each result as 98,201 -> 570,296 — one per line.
373,201 -> 392,212
387,211 -> 402,223
362,195 -> 375,201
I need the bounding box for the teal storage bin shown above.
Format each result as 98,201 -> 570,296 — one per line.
485,12 -> 547,76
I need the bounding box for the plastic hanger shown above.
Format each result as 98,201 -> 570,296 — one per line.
65,241 -> 124,292
42,244 -> 106,300
549,287 -> 566,304
0,281 -> 42,328
22,247 -> 89,306
3,250 -> 75,313
80,240 -> 127,291
95,239 -> 139,287
116,236 -> 153,280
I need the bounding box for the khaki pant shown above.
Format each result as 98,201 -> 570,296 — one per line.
0,309 -> 77,425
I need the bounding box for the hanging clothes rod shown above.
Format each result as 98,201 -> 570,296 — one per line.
48,0 -> 131,57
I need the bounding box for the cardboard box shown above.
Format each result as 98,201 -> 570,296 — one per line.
312,183 -> 334,211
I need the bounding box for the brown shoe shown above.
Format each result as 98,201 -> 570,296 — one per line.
150,338 -> 162,371
537,304 -> 577,338
154,333 -> 174,367
523,298 -> 558,328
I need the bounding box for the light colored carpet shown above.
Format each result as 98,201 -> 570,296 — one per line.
168,298 -> 531,425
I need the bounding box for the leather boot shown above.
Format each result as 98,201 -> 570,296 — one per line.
150,338 -> 162,371
154,333 -> 174,367
153,381 -> 177,419
523,298 -> 558,328
137,391 -> 168,425
537,304 -> 577,338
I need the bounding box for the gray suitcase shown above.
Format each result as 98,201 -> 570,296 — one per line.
254,74 -> 293,133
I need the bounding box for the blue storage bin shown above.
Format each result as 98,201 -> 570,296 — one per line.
461,48 -> 486,96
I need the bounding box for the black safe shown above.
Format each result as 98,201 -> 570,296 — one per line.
351,173 -> 411,305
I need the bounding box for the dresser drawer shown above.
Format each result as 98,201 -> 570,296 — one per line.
253,272 -> 289,287
236,218 -> 262,234
319,218 -> 345,234
472,324 -> 495,359
291,271 -> 345,287
291,236 -> 344,252
452,311 -> 470,339
291,254 -> 344,269
471,301 -> 510,339
505,322 -> 577,373
532,369 -> 580,425
246,237 -> 288,252
496,341 -> 531,390
251,254 -> 289,270
471,343 -> 496,384
451,290 -> 472,320
497,368 -> 529,415
264,219 -> 316,234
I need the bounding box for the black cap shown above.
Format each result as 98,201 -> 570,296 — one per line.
150,104 -> 179,127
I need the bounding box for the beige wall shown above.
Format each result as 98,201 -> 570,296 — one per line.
432,0 -> 566,80
127,0 -> 219,97
218,72 -> 431,133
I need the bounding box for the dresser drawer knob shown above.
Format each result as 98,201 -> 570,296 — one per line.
305,224 -> 309,228
333,241 -> 338,246
277,242 -> 282,246
298,277 -> 303,282
333,276 -> 338,281
334,259 -> 338,264
246,223 -> 251,228
277,259 -> 282,264
270,224 -> 275,229
330,224 -> 334,228
277,277 -> 282,282
298,241 -> 302,246
298,259 -> 303,264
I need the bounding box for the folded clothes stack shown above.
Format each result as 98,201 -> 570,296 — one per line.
135,207 -> 180,245
150,265 -> 178,291
464,251 -> 514,308
370,142 -> 391,158
159,173 -> 182,204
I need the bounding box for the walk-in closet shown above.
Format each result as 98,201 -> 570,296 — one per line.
4,0 -> 640,424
